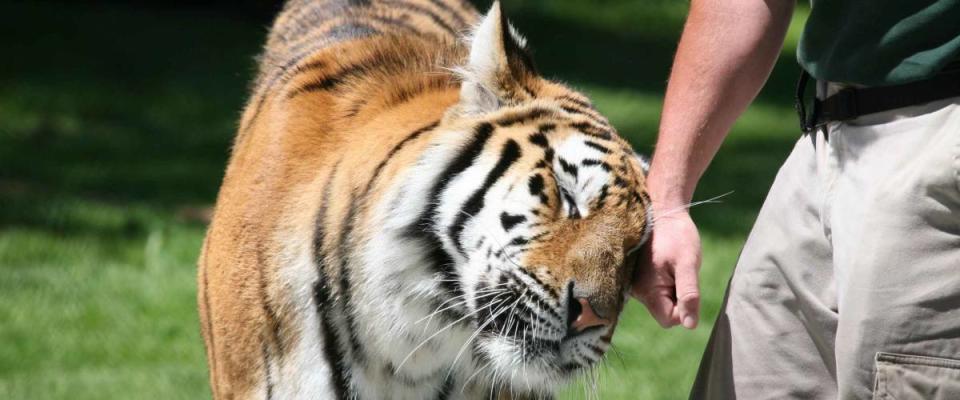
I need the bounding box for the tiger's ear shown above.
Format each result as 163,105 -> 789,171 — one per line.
458,1 -> 536,115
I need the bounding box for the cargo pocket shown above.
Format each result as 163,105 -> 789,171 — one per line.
873,352 -> 960,400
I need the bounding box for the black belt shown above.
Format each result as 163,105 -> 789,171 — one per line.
796,68 -> 960,133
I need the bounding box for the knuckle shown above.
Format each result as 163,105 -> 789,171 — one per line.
678,291 -> 700,303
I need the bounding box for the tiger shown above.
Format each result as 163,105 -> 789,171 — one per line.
197,0 -> 652,399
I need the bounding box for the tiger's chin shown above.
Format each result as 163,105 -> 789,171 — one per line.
474,329 -> 611,392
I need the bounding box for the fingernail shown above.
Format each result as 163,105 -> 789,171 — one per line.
682,316 -> 697,329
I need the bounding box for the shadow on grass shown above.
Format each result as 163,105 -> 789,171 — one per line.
0,1 -> 262,235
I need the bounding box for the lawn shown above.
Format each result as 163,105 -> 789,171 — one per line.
0,1 -> 807,398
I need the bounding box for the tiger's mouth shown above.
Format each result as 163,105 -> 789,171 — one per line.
468,271 -> 619,388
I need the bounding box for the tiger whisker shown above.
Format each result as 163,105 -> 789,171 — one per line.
648,191 -> 733,226
609,343 -> 626,368
416,288 -> 504,328
460,358 -> 494,394
446,289 -> 525,382
396,300 -> 496,371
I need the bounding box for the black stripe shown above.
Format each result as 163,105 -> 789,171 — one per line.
337,188 -> 367,365
570,121 -> 613,140
257,244 -> 284,352
427,0 -> 469,29
613,176 -> 629,188
557,95 -> 594,110
256,243 -> 285,380
560,362 -> 582,373
286,57 -> 380,99
537,122 -> 556,134
543,148 -> 555,163
561,188 -> 581,219
363,121 -> 440,196
587,343 -> 604,355
368,14 -> 423,35
448,139 -> 522,255
435,374 -> 455,400
379,77 -> 452,110
506,236 -> 529,248
522,84 -> 537,98
513,300 -> 555,328
324,22 -> 380,40
262,342 -> 274,400
313,163 -> 352,400
521,282 -> 562,316
528,174 -> 545,196
496,107 -> 554,127
595,184 -> 610,209
528,173 -> 550,205
289,59 -> 328,77
408,123 -> 496,303
199,239 -> 220,399
529,291 -> 562,320
313,281 -> 351,399
286,76 -> 345,99
528,132 -> 549,148
561,104 -> 610,128
581,158 -> 612,171
382,0 -> 458,36
499,212 -> 526,231
240,90 -> 270,134
558,158 -> 578,178
527,230 -> 549,242
583,140 -> 611,154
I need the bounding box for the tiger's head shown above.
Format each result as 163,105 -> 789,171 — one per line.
413,2 -> 651,391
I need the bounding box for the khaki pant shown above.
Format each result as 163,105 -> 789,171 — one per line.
691,95 -> 960,399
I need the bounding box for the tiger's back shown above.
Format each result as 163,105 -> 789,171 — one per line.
200,1 -> 651,399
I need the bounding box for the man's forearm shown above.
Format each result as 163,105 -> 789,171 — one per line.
650,0 -> 794,209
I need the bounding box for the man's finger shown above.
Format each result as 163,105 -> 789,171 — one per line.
674,258 -> 701,329
642,293 -> 678,328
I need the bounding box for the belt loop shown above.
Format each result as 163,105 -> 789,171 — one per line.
795,70 -> 822,133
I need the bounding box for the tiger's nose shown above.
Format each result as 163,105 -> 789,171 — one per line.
569,297 -> 611,332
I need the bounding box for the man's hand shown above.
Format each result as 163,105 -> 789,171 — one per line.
632,210 -> 702,329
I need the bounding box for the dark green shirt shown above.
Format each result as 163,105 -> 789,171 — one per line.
798,0 -> 960,86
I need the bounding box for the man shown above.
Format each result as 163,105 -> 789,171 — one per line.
630,0 -> 960,398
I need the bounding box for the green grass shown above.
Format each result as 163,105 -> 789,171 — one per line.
0,1 -> 808,398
